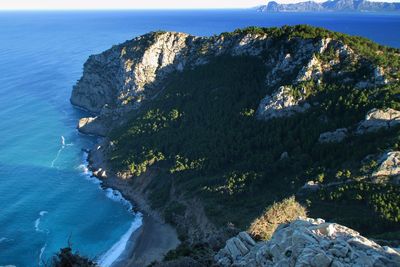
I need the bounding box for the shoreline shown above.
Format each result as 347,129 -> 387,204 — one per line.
101,176 -> 180,267
84,143 -> 180,267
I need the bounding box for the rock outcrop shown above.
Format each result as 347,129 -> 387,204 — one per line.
319,128 -> 348,143
356,108 -> 400,134
78,117 -> 109,136
215,218 -> 400,267
256,86 -> 311,120
372,151 -> 400,178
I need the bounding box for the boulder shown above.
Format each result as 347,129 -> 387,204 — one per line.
356,108 -> 400,134
215,232 -> 257,264
318,128 -> 348,143
214,218 -> 400,267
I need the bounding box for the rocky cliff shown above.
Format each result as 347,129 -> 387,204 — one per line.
71,26 -> 393,135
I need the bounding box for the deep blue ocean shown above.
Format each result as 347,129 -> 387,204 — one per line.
0,10 -> 399,266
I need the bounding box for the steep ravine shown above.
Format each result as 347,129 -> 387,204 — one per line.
71,25 -> 400,266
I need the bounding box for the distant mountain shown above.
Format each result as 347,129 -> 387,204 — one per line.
257,0 -> 400,12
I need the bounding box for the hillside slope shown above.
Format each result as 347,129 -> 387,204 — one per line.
71,25 -> 400,264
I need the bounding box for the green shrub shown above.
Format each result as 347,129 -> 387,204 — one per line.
248,197 -> 307,240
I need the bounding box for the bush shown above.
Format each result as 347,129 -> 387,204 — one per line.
248,196 -> 307,240
52,247 -> 97,267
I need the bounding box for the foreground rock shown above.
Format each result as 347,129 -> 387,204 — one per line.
215,218 -> 400,267
357,108 -> 400,134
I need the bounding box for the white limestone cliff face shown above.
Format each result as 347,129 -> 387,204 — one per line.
215,218 -> 400,267
71,32 -> 191,114
256,86 -> 311,120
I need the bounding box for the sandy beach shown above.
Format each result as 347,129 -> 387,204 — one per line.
112,212 -> 180,267
99,173 -> 180,267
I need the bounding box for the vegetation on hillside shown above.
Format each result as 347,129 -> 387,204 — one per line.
230,25 -> 400,74
108,26 -> 400,239
51,247 -> 97,267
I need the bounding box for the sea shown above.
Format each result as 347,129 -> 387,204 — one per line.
0,10 -> 399,266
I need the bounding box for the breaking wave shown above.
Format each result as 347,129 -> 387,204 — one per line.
51,136 -> 73,168
97,216 -> 143,267
34,211 -> 48,233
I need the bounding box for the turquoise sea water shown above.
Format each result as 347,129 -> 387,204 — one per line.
0,10 -> 399,266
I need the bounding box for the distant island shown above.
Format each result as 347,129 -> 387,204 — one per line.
257,0 -> 400,12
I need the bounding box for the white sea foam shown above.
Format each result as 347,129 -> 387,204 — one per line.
38,243 -> 47,265
104,188 -> 133,211
51,135 -> 74,168
97,216 -> 143,267
34,211 -> 48,233
78,151 -> 102,185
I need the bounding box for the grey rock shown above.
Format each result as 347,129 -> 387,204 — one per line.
238,231 -> 256,247
77,116 -> 109,136
356,108 -> 400,134
372,151 -> 400,178
232,237 -> 250,256
311,252 -> 332,267
226,238 -> 243,260
256,86 -> 310,120
214,218 -> 400,267
318,128 -> 348,143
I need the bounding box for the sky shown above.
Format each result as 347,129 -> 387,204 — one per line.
0,0 -> 399,10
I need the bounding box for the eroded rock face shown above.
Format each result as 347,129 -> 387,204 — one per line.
71,32 -> 191,113
296,55 -> 323,83
357,108 -> 400,134
372,151 -> 400,178
319,128 -> 348,143
214,218 -> 400,267
78,117 -> 109,136
256,86 -> 311,120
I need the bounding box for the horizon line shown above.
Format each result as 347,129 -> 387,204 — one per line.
0,7 -> 254,11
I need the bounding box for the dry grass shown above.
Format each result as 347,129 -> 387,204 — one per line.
248,196 -> 307,240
